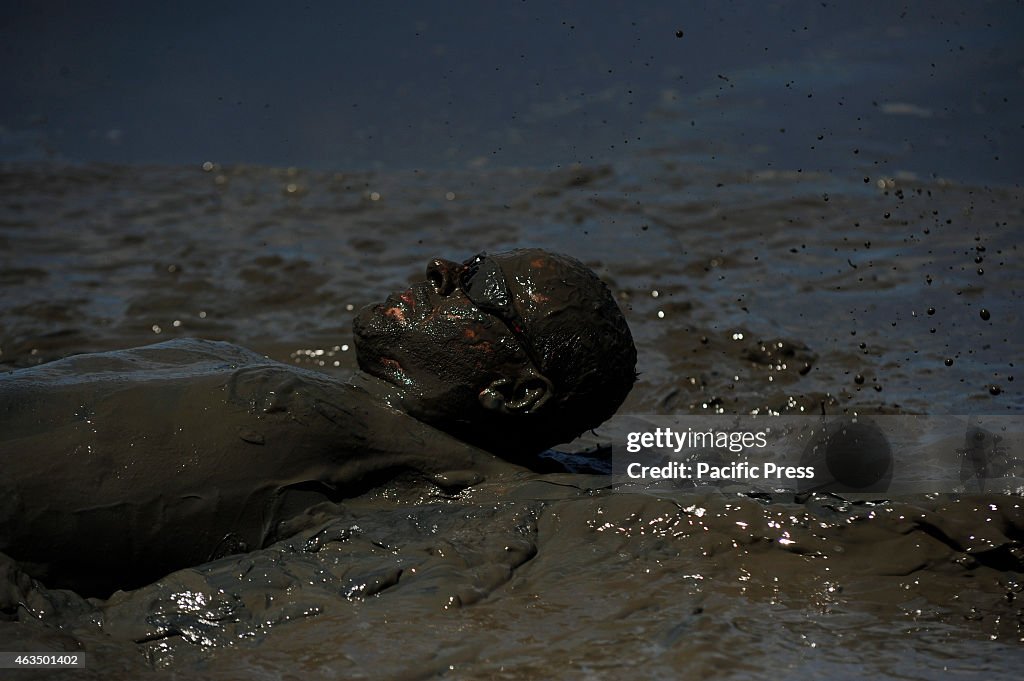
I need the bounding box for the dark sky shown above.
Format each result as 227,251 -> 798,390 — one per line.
2,0 -> 1021,182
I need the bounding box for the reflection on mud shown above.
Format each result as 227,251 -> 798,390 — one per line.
4,480 -> 1023,679
0,159 -> 1021,678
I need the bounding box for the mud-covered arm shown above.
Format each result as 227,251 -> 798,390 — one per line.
0,338 -> 519,595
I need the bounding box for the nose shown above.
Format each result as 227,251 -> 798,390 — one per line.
426,258 -> 460,295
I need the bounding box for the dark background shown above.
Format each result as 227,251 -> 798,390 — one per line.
2,0 -> 1021,184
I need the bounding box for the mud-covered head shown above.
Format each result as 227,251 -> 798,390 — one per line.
353,248 -> 637,457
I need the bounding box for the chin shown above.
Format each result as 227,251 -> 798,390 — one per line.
352,334 -> 411,389
352,302 -> 380,335
351,305 -> 386,351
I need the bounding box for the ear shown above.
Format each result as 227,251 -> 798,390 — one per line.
477,367 -> 554,416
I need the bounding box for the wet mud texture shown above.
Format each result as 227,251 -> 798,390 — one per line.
0,338 -> 511,597
1,160 -> 1022,679
3,486 -> 1023,680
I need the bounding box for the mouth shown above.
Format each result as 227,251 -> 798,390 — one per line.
352,342 -> 412,386
381,284 -> 430,327
376,356 -> 413,386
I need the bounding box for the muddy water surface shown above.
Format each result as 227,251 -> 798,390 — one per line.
0,159 -> 1022,679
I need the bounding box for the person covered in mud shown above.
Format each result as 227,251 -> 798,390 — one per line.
0,248 -> 636,597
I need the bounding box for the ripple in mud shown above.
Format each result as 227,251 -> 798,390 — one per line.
3,481 -> 1023,678
0,161 -> 1021,678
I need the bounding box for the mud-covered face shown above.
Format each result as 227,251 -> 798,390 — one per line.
352,252 -> 547,419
